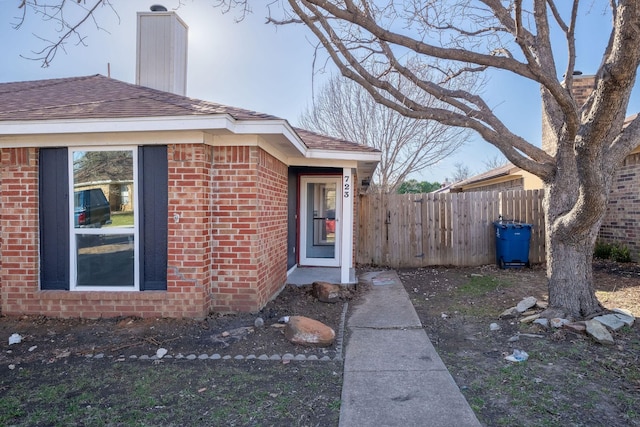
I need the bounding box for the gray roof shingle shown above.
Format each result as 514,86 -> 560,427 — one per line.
0,74 -> 380,154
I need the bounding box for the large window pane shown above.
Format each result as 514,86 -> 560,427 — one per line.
73,151 -> 134,228
72,149 -> 136,289
76,234 -> 134,287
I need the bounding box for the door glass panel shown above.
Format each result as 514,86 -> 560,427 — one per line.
306,182 -> 336,259
72,150 -> 136,288
313,183 -> 336,245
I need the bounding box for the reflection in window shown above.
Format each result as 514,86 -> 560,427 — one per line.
72,149 -> 136,288
76,234 -> 135,287
73,151 -> 134,229
312,183 -> 337,246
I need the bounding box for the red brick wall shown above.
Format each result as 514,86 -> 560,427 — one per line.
0,145 -> 214,318
255,149 -> 288,308
210,146 -> 288,312
599,152 -> 640,260
1,143 -> 289,318
0,148 -> 39,316
165,144 -> 214,317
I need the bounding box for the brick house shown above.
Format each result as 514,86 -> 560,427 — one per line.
449,162 -> 543,193
0,10 -> 380,318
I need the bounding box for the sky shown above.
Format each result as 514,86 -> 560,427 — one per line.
0,1 -> 638,183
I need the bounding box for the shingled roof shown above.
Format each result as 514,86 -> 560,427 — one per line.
0,74 -> 379,154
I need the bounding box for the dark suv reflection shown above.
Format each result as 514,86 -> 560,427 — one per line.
74,188 -> 112,227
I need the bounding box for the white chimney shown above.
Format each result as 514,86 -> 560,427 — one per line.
136,7 -> 188,96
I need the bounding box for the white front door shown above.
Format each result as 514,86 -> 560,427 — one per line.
300,176 -> 342,267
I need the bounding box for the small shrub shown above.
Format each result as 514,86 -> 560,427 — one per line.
610,244 -> 632,263
594,241 -> 612,259
594,241 -> 632,263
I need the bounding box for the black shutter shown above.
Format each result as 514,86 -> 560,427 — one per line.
39,148 -> 70,290
138,146 -> 168,291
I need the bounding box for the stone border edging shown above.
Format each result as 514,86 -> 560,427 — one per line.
80,302 -> 350,363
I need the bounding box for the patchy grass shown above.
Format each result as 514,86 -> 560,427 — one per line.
455,274 -> 513,298
0,360 -> 342,426
400,263 -> 640,427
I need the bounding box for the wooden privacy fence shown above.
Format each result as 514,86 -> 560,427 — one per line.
357,190 -> 546,268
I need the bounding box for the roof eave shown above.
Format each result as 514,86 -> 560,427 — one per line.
0,115 -> 310,156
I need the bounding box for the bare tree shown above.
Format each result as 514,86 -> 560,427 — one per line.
299,75 -> 472,192
483,155 -> 509,171
451,162 -> 471,183
13,1 -> 640,318
261,0 -> 640,318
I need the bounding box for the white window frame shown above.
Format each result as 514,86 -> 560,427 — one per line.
68,147 -> 140,291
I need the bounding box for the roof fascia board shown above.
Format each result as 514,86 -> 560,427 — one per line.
287,158 -> 359,168
459,174 -> 523,190
0,116 -> 232,135
306,149 -> 381,162
0,115 -> 308,155
0,130 -> 205,148
232,120 -> 308,156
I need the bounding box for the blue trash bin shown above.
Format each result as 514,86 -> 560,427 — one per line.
493,221 -> 532,269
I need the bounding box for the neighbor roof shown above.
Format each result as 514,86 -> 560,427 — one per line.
0,74 -> 378,154
451,163 -> 515,188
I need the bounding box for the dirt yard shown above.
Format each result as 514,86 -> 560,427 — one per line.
399,259 -> 640,427
0,260 -> 638,426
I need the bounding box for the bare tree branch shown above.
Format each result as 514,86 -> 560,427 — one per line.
299,75 -> 471,192
15,0 -> 117,68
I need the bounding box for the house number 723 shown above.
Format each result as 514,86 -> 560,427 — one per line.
344,175 -> 350,198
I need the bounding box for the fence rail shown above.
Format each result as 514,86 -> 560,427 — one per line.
357,190 -> 546,267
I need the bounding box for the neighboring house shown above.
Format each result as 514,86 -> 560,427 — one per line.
0,10 -> 380,318
599,118 -> 640,260
449,163 -> 543,193
449,75 -> 640,260
430,181 -> 454,194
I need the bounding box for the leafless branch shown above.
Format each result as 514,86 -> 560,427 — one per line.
16,0 -> 117,68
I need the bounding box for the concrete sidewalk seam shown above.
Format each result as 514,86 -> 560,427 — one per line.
343,368 -> 452,373
350,325 -> 425,331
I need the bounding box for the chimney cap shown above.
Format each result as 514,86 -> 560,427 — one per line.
150,4 -> 168,12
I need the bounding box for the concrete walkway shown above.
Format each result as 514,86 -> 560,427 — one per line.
339,270 -> 481,427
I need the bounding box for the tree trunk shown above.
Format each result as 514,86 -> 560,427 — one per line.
546,233 -> 603,318
543,176 -> 606,319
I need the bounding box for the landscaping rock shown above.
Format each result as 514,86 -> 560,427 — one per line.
516,296 -> 537,313
254,317 -> 264,328
593,314 -> 629,331
563,322 -> 587,334
284,316 -> 335,347
533,318 -> 549,328
312,281 -> 343,303
539,307 -> 568,320
585,319 -> 615,345
489,323 -> 501,331
535,300 -> 549,310
612,307 -> 635,320
520,314 -> 541,324
499,307 -> 520,319
550,318 -> 570,328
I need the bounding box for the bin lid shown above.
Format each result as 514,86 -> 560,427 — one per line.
493,221 -> 532,228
